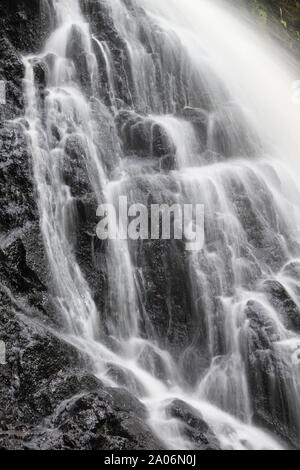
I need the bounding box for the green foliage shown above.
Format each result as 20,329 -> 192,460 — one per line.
253,1 -> 268,24
250,0 -> 300,47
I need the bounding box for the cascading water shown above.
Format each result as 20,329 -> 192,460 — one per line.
20,0 -> 300,450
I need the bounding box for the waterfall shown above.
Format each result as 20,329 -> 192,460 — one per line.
21,0 -> 300,450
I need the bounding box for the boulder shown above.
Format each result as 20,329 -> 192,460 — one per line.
116,111 -> 176,166
263,280 -> 300,333
0,0 -> 54,54
166,399 -> 220,450
25,389 -> 163,450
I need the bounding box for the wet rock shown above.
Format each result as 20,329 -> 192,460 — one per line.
66,24 -> 93,95
0,0 -> 54,54
0,0 -> 299,453
282,260 -> 300,279
62,134 -> 92,197
245,300 -> 278,350
178,106 -> 208,146
0,122 -> 57,327
263,280 -> 300,333
72,194 -> 108,317
81,0 -> 133,106
133,236 -> 203,383
116,110 -> 176,159
0,305 -> 86,434
106,364 -> 147,396
207,104 -> 259,158
0,300 -> 160,451
228,167 -> 287,271
247,347 -> 299,448
0,291 -> 163,451
137,344 -> 173,383
25,389 -> 163,450
0,38 -> 24,121
160,154 -> 176,171
0,237 -> 45,296
65,134 -> 87,161
244,299 -> 300,448
84,0 -> 214,112
32,58 -> 49,109
33,60 -> 48,90
0,125 -> 37,231
152,121 -> 176,158
106,387 -> 148,419
166,399 -> 220,450
180,107 -> 208,124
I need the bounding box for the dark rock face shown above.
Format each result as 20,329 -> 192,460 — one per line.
0,0 -> 53,121
106,364 -> 147,397
1,0 -> 300,453
244,300 -> 300,448
0,78 -> 65,330
116,110 -> 176,161
0,0 -> 54,54
0,125 -> 36,231
80,0 -> 134,108
22,389 -> 163,450
263,280 -> 300,333
228,166 -> 287,272
63,134 -> 92,197
0,1 -> 168,452
66,25 -> 94,95
0,298 -> 85,446
0,39 -> 24,121
0,121 -> 56,328
166,399 -> 220,450
81,0 -> 214,114
45,388 -> 162,451
135,239 -> 193,359
0,292 -> 162,450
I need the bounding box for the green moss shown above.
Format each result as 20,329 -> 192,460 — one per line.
249,0 -> 300,47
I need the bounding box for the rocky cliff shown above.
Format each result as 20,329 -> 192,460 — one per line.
0,0 -> 300,451
0,0 -> 220,450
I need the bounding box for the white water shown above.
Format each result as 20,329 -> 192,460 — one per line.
141,0 -> 300,168
21,0 -> 300,450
